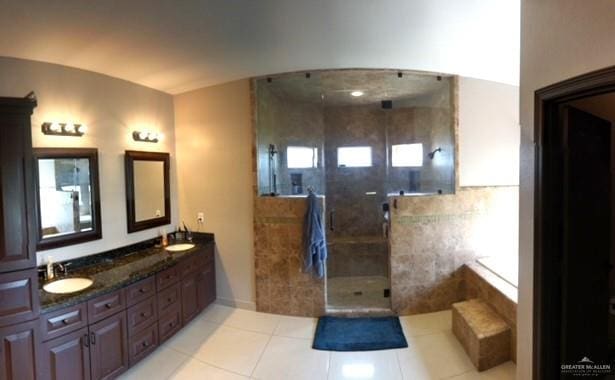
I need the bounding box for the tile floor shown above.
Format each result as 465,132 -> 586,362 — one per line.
119,304 -> 516,380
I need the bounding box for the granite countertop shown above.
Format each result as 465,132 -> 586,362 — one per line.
39,233 -> 214,314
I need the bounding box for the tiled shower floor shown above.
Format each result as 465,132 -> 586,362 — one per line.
327,275 -> 391,310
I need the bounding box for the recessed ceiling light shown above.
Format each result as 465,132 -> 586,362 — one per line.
350,90 -> 364,97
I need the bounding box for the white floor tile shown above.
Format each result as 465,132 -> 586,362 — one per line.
201,303 -> 236,324
328,349 -> 403,380
222,308 -> 281,334
192,325 -> 271,376
397,331 -> 474,380
169,358 -> 249,380
274,315 -> 317,339
399,310 -> 452,338
252,335 -> 330,380
448,361 -> 516,380
165,318 -> 220,355
118,345 -> 189,380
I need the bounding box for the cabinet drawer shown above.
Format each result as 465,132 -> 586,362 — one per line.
157,282 -> 180,316
127,296 -> 157,336
0,269 -> 39,327
156,265 -> 179,290
87,289 -> 125,324
125,276 -> 156,307
40,302 -> 88,342
128,322 -> 158,366
158,308 -> 181,344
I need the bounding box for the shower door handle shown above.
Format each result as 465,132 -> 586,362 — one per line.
329,210 -> 335,232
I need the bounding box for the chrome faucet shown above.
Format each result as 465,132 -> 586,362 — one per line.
183,222 -> 193,242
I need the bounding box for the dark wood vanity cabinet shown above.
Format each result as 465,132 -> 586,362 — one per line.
0,98 -> 40,380
37,244 -> 216,379
0,319 -> 39,380
0,98 -> 37,273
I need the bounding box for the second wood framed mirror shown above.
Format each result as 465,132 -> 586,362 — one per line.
125,150 -> 171,233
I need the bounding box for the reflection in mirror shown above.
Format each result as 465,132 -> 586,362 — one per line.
125,151 -> 170,233
34,148 -> 101,250
134,161 -> 165,222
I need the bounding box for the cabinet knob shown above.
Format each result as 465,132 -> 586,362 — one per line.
139,288 -> 146,293
104,303 -> 112,309
62,319 -> 70,325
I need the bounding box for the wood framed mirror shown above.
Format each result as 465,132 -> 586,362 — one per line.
124,150 -> 170,233
33,148 -> 102,250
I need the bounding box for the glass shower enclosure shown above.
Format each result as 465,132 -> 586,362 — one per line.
255,70 -> 454,312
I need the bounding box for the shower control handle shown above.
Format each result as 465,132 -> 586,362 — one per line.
329,210 -> 335,232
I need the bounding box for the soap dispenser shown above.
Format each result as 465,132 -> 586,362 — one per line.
46,256 -> 55,280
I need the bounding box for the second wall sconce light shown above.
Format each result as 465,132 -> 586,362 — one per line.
42,122 -> 87,137
133,131 -> 162,143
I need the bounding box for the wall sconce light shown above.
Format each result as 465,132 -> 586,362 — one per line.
133,131 -> 162,143
42,122 -> 87,137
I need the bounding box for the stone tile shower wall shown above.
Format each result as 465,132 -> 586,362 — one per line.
253,196 -> 325,317
389,186 -> 518,315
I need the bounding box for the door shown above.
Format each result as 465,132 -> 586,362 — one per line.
560,106 -> 611,367
181,275 -> 198,324
197,261 -> 216,310
0,101 -> 37,272
39,328 -> 91,380
88,312 -> 128,380
0,319 -> 39,380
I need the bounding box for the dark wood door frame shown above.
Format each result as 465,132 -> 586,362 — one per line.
534,66 -> 615,379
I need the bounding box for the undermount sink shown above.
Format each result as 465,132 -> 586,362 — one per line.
43,278 -> 94,294
165,243 -> 195,252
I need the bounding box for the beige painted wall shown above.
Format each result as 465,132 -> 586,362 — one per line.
0,57 -> 177,265
174,80 -> 255,309
458,77 -> 519,187
519,1 -> 615,377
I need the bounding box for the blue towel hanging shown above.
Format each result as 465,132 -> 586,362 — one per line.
304,190 -> 327,278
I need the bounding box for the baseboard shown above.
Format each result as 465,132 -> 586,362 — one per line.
215,296 -> 256,311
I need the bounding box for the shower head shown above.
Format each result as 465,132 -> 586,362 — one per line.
428,147 -> 442,159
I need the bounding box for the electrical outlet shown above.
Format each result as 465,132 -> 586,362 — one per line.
197,212 -> 205,224
155,209 -> 161,217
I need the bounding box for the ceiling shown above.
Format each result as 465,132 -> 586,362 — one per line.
0,0 -> 520,94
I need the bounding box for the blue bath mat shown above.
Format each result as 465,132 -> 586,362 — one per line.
312,316 -> 408,351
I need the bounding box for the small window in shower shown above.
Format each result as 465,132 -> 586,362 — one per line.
287,146 -> 318,169
337,146 -> 372,167
392,143 -> 423,167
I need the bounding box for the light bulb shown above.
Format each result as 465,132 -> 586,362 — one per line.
147,132 -> 157,141
77,124 -> 87,134
50,122 -> 61,132
351,90 -> 364,97
139,131 -> 148,140
64,123 -> 75,133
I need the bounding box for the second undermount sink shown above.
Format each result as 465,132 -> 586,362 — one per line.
165,243 -> 195,252
43,277 -> 94,294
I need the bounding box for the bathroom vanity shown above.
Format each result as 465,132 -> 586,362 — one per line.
36,235 -> 216,380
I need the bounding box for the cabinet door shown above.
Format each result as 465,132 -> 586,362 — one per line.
0,269 -> 39,327
89,312 -> 128,380
197,261 -> 216,311
38,327 -> 90,380
181,275 -> 198,324
0,319 -> 39,380
0,109 -> 36,273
